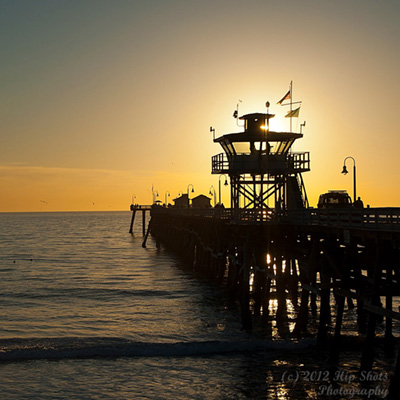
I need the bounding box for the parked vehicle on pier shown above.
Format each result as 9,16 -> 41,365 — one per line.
317,190 -> 352,209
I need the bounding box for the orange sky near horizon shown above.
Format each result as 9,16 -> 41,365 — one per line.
1,0 -> 400,212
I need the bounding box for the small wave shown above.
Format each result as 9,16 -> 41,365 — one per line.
2,287 -> 182,301
0,337 -> 315,362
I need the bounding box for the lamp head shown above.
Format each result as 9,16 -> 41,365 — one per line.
224,178 -> 228,186
341,165 -> 348,175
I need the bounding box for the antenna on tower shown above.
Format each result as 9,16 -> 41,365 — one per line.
210,126 -> 215,141
233,100 -> 244,127
265,101 -> 272,131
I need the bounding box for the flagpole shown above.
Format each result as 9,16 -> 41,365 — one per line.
277,82 -> 302,133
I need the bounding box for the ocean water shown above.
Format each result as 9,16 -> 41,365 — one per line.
0,212 -> 395,399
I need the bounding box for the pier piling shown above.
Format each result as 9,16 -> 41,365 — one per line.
129,209 -> 136,234
240,239 -> 252,331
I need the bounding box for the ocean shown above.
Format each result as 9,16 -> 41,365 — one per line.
0,212 -> 394,399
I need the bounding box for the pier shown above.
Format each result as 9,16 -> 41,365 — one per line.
131,99 -> 400,397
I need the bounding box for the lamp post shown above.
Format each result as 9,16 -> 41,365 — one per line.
218,174 -> 228,205
187,184 -> 194,207
130,195 -> 136,211
209,185 -> 217,207
152,190 -> 159,204
164,191 -> 170,206
341,156 -> 356,202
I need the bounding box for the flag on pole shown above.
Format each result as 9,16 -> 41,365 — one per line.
285,107 -> 300,118
277,90 -> 291,105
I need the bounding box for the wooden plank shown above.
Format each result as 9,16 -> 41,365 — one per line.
363,302 -> 400,321
302,283 -> 319,294
332,288 -> 400,320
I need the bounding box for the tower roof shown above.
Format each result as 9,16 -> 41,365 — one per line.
239,112 -> 275,120
214,131 -> 303,143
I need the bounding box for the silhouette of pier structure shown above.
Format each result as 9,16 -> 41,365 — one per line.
131,103 -> 400,396
129,204 -> 152,235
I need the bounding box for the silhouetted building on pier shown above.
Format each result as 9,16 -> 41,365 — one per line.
191,194 -> 211,208
173,193 -> 189,208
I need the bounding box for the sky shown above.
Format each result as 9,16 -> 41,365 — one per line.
1,0 -> 400,212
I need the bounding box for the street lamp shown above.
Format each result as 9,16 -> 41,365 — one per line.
164,191 -> 170,206
209,185 -> 217,207
342,156 -> 356,202
152,190 -> 159,204
218,174 -> 228,205
187,184 -> 194,197
130,195 -> 136,211
187,184 -> 195,207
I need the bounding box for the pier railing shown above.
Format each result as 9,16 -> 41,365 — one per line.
287,207 -> 400,231
151,206 -> 274,222
151,205 -> 400,232
132,204 -> 153,209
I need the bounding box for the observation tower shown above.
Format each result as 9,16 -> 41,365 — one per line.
211,104 -> 310,212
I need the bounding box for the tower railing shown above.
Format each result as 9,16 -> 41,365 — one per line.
211,152 -> 310,174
